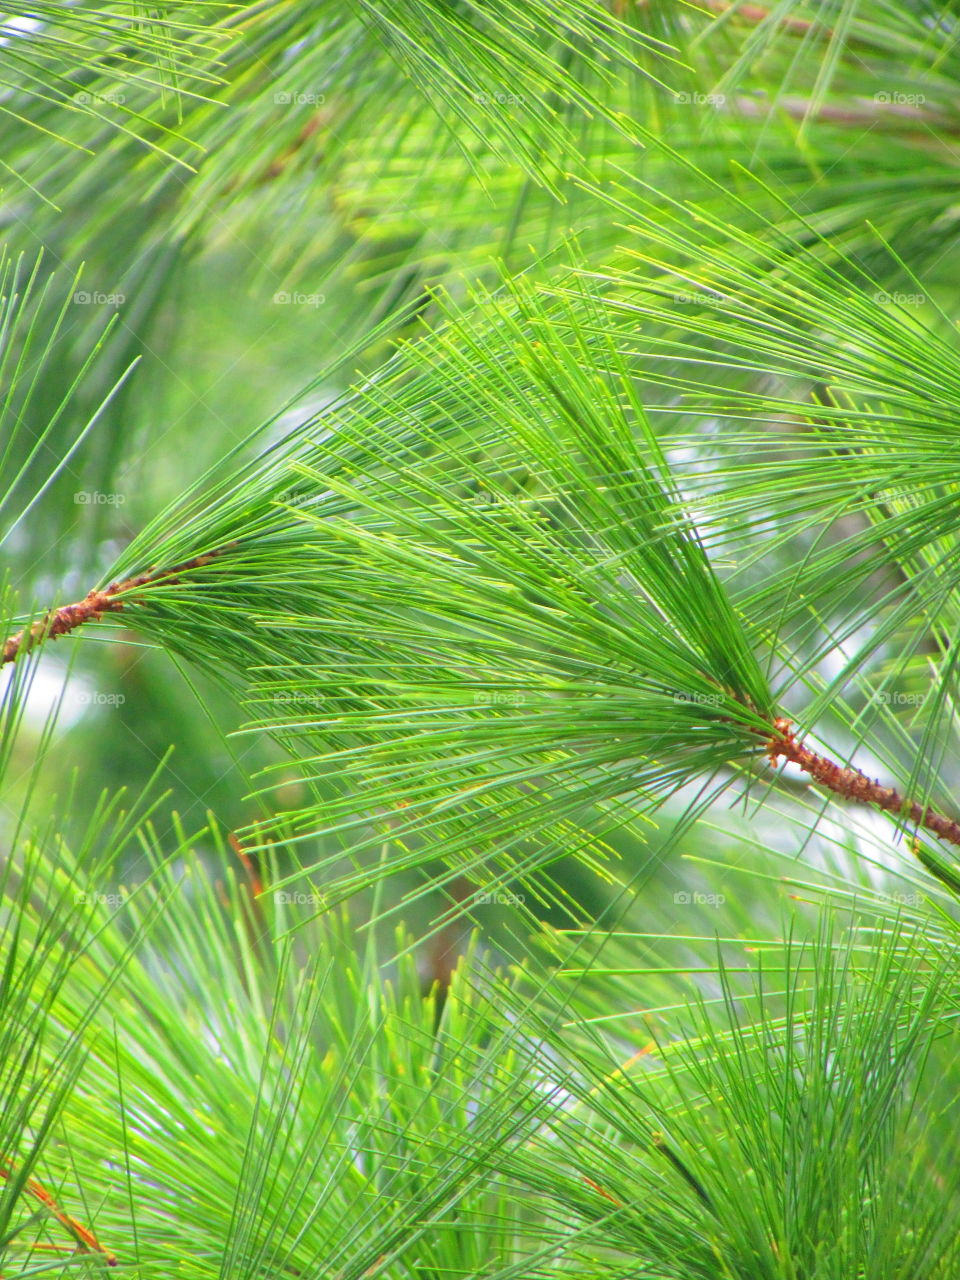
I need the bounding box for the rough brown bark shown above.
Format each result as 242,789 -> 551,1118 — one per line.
766,716 -> 960,847
2,547 -> 230,667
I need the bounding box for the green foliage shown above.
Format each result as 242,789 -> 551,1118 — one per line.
5,1 -> 960,1276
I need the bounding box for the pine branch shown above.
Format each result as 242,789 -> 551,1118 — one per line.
766,716 -> 960,849
1,546 -> 233,667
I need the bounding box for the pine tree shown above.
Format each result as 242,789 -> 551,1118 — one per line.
3,3 -> 960,1275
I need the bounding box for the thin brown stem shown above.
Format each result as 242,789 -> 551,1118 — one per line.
2,545 -> 233,667
583,1174 -> 623,1209
0,1162 -> 117,1265
766,716 -> 960,847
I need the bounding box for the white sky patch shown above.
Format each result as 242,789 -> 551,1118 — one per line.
1,653 -> 98,733
0,15 -> 42,42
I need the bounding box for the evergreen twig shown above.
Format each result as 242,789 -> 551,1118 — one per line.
1,545 -> 233,667
767,716 -> 960,848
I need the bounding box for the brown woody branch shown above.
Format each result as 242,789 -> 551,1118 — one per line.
2,546 -> 232,667
766,716 -> 960,848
